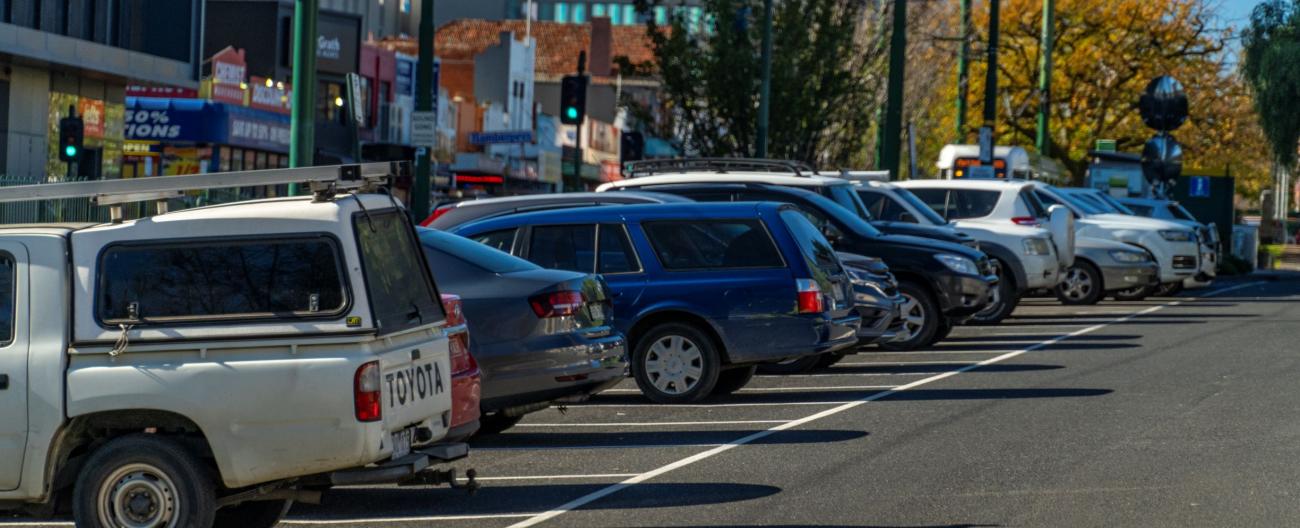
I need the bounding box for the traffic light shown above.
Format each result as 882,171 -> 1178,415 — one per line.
620,130 -> 645,166
560,75 -> 587,125
58,111 -> 84,163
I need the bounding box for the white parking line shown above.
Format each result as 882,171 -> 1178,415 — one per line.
861,350 -> 1016,355
756,372 -> 930,378
518,420 -> 789,427
282,513 -> 540,524
504,281 -> 1263,528
836,360 -> 982,366
475,443 -> 727,451
567,401 -> 857,408
474,473 -> 640,481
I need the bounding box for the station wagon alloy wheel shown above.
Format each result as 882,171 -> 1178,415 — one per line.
1056,262 -> 1103,305
645,335 -> 705,395
98,463 -> 178,528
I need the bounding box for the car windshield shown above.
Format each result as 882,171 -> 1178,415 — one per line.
893,188 -> 949,225
1053,189 -> 1106,215
806,191 -> 883,238
418,228 -> 540,273
1094,192 -> 1137,215
824,184 -> 874,220
1066,190 -> 1121,214
1169,204 -> 1196,221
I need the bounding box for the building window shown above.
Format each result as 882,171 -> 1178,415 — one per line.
591,3 -> 604,18
401,0 -> 410,12
572,3 -> 585,23
654,6 -> 666,25
553,2 -> 567,22
623,5 -> 636,25
607,3 -> 618,24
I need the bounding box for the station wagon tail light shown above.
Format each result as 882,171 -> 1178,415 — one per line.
795,278 -> 824,314
354,361 -> 382,423
1011,216 -> 1040,226
530,291 -> 585,318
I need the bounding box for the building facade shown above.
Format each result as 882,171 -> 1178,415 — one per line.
0,0 -> 203,180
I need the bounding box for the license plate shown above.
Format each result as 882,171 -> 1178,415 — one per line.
391,428 -> 412,460
588,303 -> 606,321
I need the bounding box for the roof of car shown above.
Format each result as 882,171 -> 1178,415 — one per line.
1115,196 -> 1175,205
454,201 -> 789,232
895,178 -> 1034,191
445,191 -> 690,210
598,172 -> 851,191
75,194 -> 396,236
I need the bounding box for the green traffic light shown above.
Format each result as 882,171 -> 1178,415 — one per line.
64,145 -> 77,157
565,107 -> 579,120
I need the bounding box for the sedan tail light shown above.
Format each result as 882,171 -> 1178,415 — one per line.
354,361 -> 382,422
530,291 -> 585,318
795,278 -> 824,314
449,331 -> 477,376
1011,216 -> 1041,226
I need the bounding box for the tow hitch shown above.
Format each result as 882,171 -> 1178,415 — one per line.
400,468 -> 479,495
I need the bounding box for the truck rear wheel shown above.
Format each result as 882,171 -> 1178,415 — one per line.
73,434 -> 216,528
213,499 -> 292,528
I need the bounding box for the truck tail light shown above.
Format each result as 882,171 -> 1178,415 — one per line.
419,205 -> 452,227
795,278 -> 824,314
530,291 -> 584,318
354,361 -> 382,423
441,293 -> 466,327
1011,216 -> 1040,226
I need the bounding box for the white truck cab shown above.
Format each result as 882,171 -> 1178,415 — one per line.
0,164 -> 470,527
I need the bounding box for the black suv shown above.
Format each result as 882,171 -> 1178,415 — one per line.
609,182 -> 997,350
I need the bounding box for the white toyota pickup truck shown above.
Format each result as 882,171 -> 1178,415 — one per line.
0,164 -> 469,527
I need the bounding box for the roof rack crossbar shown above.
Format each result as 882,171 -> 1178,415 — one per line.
0,162 -> 407,205
623,158 -> 815,178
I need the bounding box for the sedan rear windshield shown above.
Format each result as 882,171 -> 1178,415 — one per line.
419,229 -> 539,274
355,209 -> 445,333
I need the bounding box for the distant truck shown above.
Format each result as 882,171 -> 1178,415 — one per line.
0,164 -> 472,527
936,144 -> 1068,185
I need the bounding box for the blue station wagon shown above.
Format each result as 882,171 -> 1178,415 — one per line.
450,202 -> 861,404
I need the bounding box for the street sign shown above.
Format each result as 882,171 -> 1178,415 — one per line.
411,111 -> 437,147
1188,175 -> 1210,198
346,73 -> 365,126
977,126 -> 993,163
968,165 -> 996,179
469,130 -> 535,145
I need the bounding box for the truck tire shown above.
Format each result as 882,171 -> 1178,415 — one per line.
879,281 -> 940,351
213,499 -> 292,528
1056,260 -> 1104,305
968,259 -> 1020,325
756,355 -> 821,375
475,413 -> 525,436
711,366 -> 757,395
632,323 -> 722,404
73,434 -> 216,528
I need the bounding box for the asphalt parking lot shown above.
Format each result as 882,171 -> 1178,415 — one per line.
8,276 -> 1298,527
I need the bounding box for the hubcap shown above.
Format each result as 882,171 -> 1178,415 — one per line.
644,335 -> 704,395
896,293 -> 926,342
1060,266 -> 1094,300
97,463 -> 178,528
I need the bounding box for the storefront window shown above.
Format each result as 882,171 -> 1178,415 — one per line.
319,81 -> 346,125
255,151 -> 268,170
220,147 -> 232,172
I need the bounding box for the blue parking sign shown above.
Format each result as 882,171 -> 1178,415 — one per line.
1188,176 -> 1210,198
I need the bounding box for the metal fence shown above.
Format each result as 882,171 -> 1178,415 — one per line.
0,175 -> 292,224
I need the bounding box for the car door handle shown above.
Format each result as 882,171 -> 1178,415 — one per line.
0,374 -> 7,390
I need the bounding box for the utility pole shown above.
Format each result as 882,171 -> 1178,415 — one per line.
756,0 -> 773,158
412,0 -> 435,221
879,0 -> 907,178
978,0 -> 1001,166
955,0 -> 971,142
288,0 -> 318,195
1034,0 -> 1055,157
572,52 -> 586,191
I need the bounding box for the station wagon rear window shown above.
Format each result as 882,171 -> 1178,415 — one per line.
642,220 -> 783,270
355,210 -> 445,334
98,236 -> 347,324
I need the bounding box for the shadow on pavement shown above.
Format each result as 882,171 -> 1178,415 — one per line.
879,387 -> 1111,401
994,319 -> 1204,326
622,525 -> 1000,528
938,334 -> 1141,342
1007,312 -> 1248,320
586,391 -> 885,405
470,429 -> 868,449
914,342 -> 1140,352
289,482 -> 783,519
829,364 -> 1063,374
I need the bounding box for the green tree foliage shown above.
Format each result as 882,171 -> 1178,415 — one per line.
1243,0 -> 1300,170
627,0 -> 889,166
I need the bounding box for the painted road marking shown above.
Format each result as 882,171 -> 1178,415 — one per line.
503,281 -> 1264,528
518,420 -> 790,427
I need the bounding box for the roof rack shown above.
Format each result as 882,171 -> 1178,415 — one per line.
623,158 -> 817,178
0,162 -> 407,222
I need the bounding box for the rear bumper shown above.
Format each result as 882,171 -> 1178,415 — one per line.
723,312 -> 861,364
328,443 -> 469,487
478,332 -> 627,406
1100,262 -> 1160,292
1021,254 -> 1063,289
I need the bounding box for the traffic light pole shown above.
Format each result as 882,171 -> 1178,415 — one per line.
955,0 -> 970,142
1035,0 -> 1054,157
880,0 -> 907,178
979,0 -> 1000,166
568,52 -> 586,192
412,0 -> 435,220
756,0 -> 773,158
288,0 -> 318,196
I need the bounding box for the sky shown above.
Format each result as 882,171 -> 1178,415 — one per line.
1219,0 -> 1266,29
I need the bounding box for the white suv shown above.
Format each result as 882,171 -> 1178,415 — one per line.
891,179 -> 1068,321
1031,183 -> 1200,298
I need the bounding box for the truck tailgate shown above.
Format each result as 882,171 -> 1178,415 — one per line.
379,331 -> 453,439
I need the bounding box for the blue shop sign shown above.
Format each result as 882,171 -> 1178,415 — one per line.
126,97 -> 291,152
